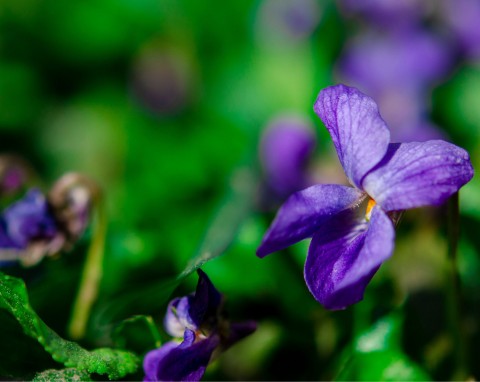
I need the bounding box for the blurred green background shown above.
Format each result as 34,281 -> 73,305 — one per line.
1,0 -> 480,380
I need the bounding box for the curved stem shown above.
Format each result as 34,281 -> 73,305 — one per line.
68,197 -> 107,340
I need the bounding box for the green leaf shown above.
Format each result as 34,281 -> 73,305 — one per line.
112,315 -> 162,355
178,166 -> 257,278
354,314 -> 403,353
336,351 -> 430,381
93,165 -> 257,325
335,314 -> 430,381
0,272 -> 139,380
33,368 -> 92,382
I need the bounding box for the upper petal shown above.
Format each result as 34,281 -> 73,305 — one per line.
189,269 -> 222,328
256,184 -> 364,258
164,296 -> 193,338
314,84 -> 391,188
164,271 -> 222,337
304,206 -> 395,310
362,140 -> 474,211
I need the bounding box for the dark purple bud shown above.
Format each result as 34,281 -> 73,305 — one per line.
0,155 -> 33,195
255,0 -> 322,44
131,45 -> 195,116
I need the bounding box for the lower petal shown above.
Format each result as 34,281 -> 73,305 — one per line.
257,184 -> 364,258
143,331 -> 220,382
223,321 -> 257,350
304,206 -> 395,310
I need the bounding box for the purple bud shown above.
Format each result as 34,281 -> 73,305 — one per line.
255,0 -> 322,44
0,155 -> 33,195
260,115 -> 316,200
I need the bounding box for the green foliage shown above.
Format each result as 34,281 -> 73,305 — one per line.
179,166 -> 257,278
112,315 -> 161,355
93,165 -> 257,326
336,351 -> 430,381
33,368 -> 92,382
0,272 -> 139,380
335,314 -> 430,381
0,0 -> 479,380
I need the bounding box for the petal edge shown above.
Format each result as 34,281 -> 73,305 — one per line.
314,84 -> 391,188
257,184 -> 364,257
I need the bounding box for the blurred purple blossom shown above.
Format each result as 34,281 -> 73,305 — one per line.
255,0 -> 322,44
131,46 -> 194,116
0,173 -> 95,266
0,189 -> 63,265
442,0 -> 480,59
260,115 -> 316,201
143,270 -> 256,381
338,29 -> 452,141
0,155 -> 33,196
339,0 -> 434,30
257,85 -> 473,310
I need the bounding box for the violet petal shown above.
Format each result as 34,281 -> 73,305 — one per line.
314,85 -> 390,188
143,340 -> 179,382
164,296 -> 194,338
304,206 -> 394,310
143,329 -> 220,382
3,189 -> 58,248
363,140 -> 474,211
189,269 -> 222,328
223,321 -> 257,350
257,184 -> 364,258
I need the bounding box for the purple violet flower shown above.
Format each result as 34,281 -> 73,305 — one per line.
0,189 -> 64,265
143,270 -> 256,382
1,189 -> 58,248
0,173 -> 95,266
260,115 -> 316,201
256,85 -> 473,310
255,0 -> 322,44
442,0 -> 480,59
339,0 -> 433,30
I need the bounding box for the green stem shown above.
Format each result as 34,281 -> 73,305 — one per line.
68,198 -> 107,340
446,192 -> 468,380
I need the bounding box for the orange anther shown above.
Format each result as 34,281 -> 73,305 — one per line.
365,198 -> 376,221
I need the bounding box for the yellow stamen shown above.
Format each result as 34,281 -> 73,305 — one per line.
365,198 -> 376,221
